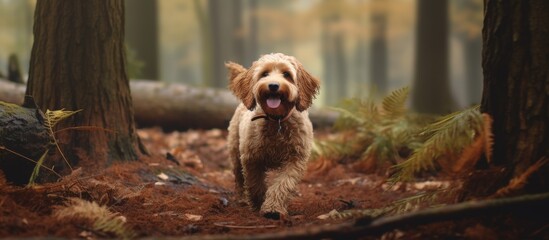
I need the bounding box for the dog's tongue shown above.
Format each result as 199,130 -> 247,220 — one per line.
266,97 -> 281,109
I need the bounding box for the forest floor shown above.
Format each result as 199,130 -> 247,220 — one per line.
0,128 -> 547,239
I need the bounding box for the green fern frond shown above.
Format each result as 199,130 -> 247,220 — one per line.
318,87 -> 424,172
331,106 -> 364,130
44,109 -> 81,171
381,87 -> 410,119
27,149 -> 49,186
391,106 -> 483,182
44,109 -> 81,130
420,105 -> 481,139
54,198 -> 135,239
390,191 -> 442,214
331,207 -> 390,220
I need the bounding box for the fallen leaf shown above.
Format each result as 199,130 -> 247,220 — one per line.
185,214 -> 203,221
157,172 -> 169,181
317,209 -> 339,220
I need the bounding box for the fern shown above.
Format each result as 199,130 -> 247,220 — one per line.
330,207 -> 391,220
389,190 -> 443,214
44,109 -> 81,171
316,87 -> 423,172
381,86 -> 409,120
390,106 -> 484,182
27,149 -> 49,186
329,189 -> 448,220
54,198 -> 135,239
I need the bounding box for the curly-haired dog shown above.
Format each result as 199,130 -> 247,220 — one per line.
226,53 -> 320,219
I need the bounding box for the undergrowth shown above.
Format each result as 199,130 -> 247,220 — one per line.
311,87 -> 431,173
312,87 -> 495,181
54,198 -> 135,239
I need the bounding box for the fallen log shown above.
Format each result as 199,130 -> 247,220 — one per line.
0,96 -> 53,184
0,79 -> 337,130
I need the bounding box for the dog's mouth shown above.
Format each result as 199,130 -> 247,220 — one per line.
266,96 -> 282,109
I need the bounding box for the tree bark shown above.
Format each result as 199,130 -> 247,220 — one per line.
411,0 -> 457,114
481,0 -> 549,180
25,0 -> 143,171
1,79 -> 337,130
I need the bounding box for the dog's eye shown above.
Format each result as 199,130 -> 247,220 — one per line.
261,71 -> 269,78
283,72 -> 292,79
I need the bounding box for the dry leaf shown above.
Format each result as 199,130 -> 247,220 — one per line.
184,214 -> 203,221
317,209 -> 339,220
157,173 -> 169,181
482,114 -> 494,163
453,136 -> 484,172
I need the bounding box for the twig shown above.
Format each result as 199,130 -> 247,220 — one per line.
54,126 -> 116,134
213,222 -> 278,229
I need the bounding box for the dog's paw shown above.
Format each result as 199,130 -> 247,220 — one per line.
262,211 -> 281,220
260,206 -> 288,220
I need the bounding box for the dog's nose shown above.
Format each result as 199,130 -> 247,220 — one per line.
268,83 -> 279,92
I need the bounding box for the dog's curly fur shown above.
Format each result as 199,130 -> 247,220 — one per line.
226,53 -> 320,219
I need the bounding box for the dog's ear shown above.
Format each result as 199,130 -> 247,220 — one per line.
226,61 -> 246,81
293,60 -> 320,111
226,61 -> 256,110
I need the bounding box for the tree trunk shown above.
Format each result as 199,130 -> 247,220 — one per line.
192,0 -> 214,87
370,0 -> 388,95
125,0 -> 159,80
411,0 -> 457,114
334,33 -> 348,101
463,36 -> 482,105
321,7 -> 348,106
208,0 -> 245,88
245,0 -> 259,64
321,19 -> 337,106
25,0 -> 144,172
354,38 -> 368,97
481,0 -> 549,181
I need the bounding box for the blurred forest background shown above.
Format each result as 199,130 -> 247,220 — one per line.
0,0 -> 482,111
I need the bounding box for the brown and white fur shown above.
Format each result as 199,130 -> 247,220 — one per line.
226,53 -> 320,220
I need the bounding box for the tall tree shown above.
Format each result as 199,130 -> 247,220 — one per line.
26,0 -> 144,172
192,0 -> 214,88
125,0 -> 159,79
369,0 -> 388,94
245,0 -> 259,64
481,0 -> 549,183
411,0 -> 457,114
320,0 -> 348,106
208,0 -> 245,88
453,0 -> 483,105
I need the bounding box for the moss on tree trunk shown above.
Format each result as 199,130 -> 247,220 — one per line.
0,98 -> 52,184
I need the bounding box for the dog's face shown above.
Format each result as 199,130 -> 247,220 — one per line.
226,53 -> 320,118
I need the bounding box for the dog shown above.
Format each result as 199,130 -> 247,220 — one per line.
226,53 -> 320,220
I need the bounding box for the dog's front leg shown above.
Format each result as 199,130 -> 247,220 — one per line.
243,160 -> 267,210
260,159 -> 306,219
